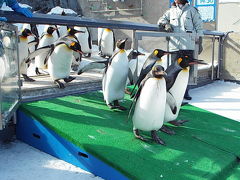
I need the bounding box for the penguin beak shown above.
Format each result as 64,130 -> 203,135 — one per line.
76,50 -> 84,54
156,70 -> 167,76
77,30 -> 85,33
28,33 -> 34,36
189,59 -> 208,65
138,52 -> 145,56
167,50 -> 180,55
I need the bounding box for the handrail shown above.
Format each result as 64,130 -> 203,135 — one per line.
1,10 -> 225,37
0,11 -> 159,31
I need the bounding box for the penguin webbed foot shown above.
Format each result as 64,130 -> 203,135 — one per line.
124,88 -> 132,95
169,120 -> 189,126
77,70 -> 83,75
35,67 -> 41,75
84,53 -> 91,58
22,74 -> 35,82
107,103 -> 117,109
151,130 -> 165,145
160,125 -> 175,135
98,51 -> 106,58
134,129 -> 148,142
113,100 -> 127,111
63,76 -> 76,83
54,80 -> 65,89
71,65 -> 79,72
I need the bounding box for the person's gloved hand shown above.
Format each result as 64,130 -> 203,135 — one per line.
0,17 -> 7,21
11,3 -> 32,18
158,23 -> 165,32
164,24 -> 173,32
198,37 -> 203,54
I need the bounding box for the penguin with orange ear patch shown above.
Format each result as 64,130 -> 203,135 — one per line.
47,38 -> 83,88
30,38 -> 83,88
130,65 -> 167,145
160,55 -> 207,134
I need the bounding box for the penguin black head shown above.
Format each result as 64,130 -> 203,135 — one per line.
69,41 -> 82,53
116,38 -> 128,50
152,65 -> 166,79
128,50 -> 145,61
177,56 -> 190,68
21,28 -> 32,37
61,10 -> 66,16
177,55 -> 207,68
47,26 -> 57,35
152,49 -> 171,58
68,28 -> 85,36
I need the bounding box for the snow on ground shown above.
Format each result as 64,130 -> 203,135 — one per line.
189,80 -> 240,122
0,141 -> 103,180
0,81 -> 240,180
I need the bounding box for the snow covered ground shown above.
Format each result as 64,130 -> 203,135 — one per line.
0,80 -> 240,180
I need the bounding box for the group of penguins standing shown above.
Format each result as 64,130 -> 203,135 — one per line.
16,17 -> 206,145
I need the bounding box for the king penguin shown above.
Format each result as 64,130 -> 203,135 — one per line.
74,26 -> 92,57
35,25 -> 58,75
47,38 -> 83,88
160,55 -> 207,134
130,65 -> 167,145
18,28 -> 35,82
127,50 -> 145,86
64,27 -> 85,70
102,38 -> 128,110
99,28 -> 115,58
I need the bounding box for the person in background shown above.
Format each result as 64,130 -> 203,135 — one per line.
0,0 -> 32,21
157,0 -> 203,100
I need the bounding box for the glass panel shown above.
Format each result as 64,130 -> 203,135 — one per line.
0,26 -> 19,127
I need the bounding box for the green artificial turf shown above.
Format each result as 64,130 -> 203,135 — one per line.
20,91 -> 240,180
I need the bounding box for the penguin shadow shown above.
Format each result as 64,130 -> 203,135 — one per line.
80,143 -> 229,180
27,94 -> 132,133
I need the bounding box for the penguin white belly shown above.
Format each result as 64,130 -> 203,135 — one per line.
48,45 -> 73,80
0,57 -> 5,82
103,52 -> 129,104
18,39 -> 29,75
164,69 -> 189,122
35,35 -> 55,69
75,27 -> 92,53
100,32 -> 114,57
133,78 -> 166,131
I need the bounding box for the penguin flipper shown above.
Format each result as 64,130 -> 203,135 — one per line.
128,68 -> 134,85
25,45 -> 52,63
128,74 -> 150,119
77,60 -> 108,75
44,44 -> 56,65
28,37 -> 39,48
166,92 -> 177,114
112,30 -> 116,51
87,27 -> 92,49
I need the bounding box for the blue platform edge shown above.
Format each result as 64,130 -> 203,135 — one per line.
16,110 -> 129,180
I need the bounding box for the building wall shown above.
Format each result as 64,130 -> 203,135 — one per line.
222,32 -> 240,81
217,3 -> 240,32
